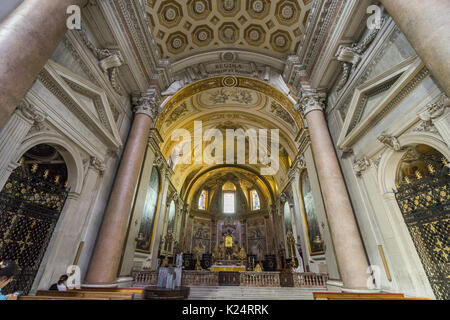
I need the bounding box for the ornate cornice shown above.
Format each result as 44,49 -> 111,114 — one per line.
17,100 -> 46,123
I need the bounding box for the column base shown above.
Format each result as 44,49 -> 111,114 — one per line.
82,277 -> 135,289
326,279 -> 344,291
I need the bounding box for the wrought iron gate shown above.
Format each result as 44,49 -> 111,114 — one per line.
395,164 -> 449,300
0,165 -> 68,294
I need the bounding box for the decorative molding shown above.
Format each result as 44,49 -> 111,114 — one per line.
296,86 -> 327,117
132,86 -> 160,120
288,153 -> 306,179
377,133 -> 403,152
90,156 -> 106,173
335,19 -> 385,92
17,100 -> 46,124
353,156 -> 371,177
415,93 -> 449,133
78,27 -> 125,96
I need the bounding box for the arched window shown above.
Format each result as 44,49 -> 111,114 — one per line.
222,181 -> 236,214
223,192 -> 235,214
250,190 -> 260,211
198,190 -> 208,210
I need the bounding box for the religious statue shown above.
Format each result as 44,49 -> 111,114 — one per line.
238,247 -> 247,265
254,262 -> 263,272
193,244 -> 203,258
176,252 -> 183,268
219,244 -> 226,260
193,245 -> 203,270
161,256 -> 169,268
287,232 -> 298,268
195,258 -> 203,270
212,246 -> 219,263
232,244 -> 239,260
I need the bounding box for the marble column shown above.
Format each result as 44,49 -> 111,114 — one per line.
297,92 -> 370,291
0,100 -> 46,190
85,88 -> 159,285
0,0 -> 88,130
380,0 -> 450,97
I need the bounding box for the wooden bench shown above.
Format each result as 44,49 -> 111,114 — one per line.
79,287 -> 144,295
36,290 -> 134,300
19,296 -> 109,300
313,292 -> 432,300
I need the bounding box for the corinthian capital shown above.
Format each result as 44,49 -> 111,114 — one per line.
132,87 -> 160,120
295,89 -> 327,117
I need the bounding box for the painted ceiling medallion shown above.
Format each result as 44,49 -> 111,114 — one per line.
270,30 -> 292,53
218,0 -> 240,16
193,25 -> 214,46
167,32 -> 188,54
219,22 -> 239,44
187,0 -> 212,20
158,1 -> 183,28
276,0 -> 301,26
244,24 -> 266,46
247,0 -> 271,19
222,76 -> 238,87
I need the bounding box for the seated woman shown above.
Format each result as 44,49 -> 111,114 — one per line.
0,260 -> 20,301
49,275 -> 69,291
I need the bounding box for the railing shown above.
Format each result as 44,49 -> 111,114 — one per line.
131,269 -> 158,287
293,272 -> 328,288
131,269 -> 328,288
181,270 -> 219,286
240,272 -> 281,287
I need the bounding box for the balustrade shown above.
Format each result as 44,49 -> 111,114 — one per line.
131,269 -> 328,288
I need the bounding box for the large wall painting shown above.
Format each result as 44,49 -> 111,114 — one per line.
300,170 -> 324,255
136,166 -> 160,253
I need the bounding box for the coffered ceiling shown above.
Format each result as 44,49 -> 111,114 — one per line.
145,0 -> 313,61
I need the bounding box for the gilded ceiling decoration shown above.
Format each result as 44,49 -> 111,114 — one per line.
156,76 -> 299,128
145,0 -> 313,60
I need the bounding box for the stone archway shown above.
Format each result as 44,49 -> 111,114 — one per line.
394,144 -> 449,300
0,144 -> 69,294
377,134 -> 450,299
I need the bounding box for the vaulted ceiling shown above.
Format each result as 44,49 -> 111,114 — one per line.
145,0 -> 313,61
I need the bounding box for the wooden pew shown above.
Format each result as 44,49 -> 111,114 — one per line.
36,290 -> 134,300
313,292 -> 432,300
78,287 -> 144,295
19,295 -> 109,300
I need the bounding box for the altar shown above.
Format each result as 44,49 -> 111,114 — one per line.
211,265 -> 246,272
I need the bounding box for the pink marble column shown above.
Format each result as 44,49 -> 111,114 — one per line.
381,0 -> 450,97
298,92 -> 370,290
85,89 -> 159,285
0,0 -> 88,130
